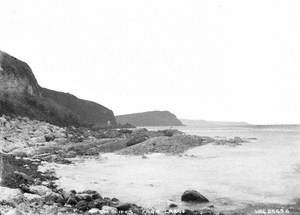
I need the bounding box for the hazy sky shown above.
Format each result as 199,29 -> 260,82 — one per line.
0,0 -> 299,124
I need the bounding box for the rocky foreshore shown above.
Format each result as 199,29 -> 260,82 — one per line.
1,115 -> 298,215
0,115 -> 247,161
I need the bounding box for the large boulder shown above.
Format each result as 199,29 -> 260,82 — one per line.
75,200 -> 90,211
29,185 -> 52,196
24,193 -> 42,202
181,190 -> 209,203
0,186 -> 23,204
116,203 -> 142,214
117,203 -> 133,211
101,206 -> 118,214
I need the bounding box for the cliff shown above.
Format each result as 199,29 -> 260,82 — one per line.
116,111 -> 183,126
41,88 -> 115,127
0,50 -> 116,127
0,51 -> 40,96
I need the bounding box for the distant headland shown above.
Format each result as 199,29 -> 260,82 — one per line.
116,111 -> 183,126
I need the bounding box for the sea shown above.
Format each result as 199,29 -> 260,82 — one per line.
46,125 -> 300,211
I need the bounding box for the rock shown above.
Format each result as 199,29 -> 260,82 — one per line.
31,136 -> 47,143
79,190 -> 102,200
76,193 -> 93,202
64,150 -> 77,158
129,204 -> 143,214
42,154 -> 71,164
167,200 -> 178,208
87,201 -> 97,209
41,181 -> 50,187
119,135 -> 208,155
184,209 -> 195,215
45,192 -> 65,204
116,203 -> 142,214
66,196 -> 78,206
181,190 -> 209,203
29,185 -> 52,196
160,129 -> 182,137
76,200 -> 90,211
169,203 -> 178,208
55,137 -> 67,144
93,199 -> 105,209
24,193 -> 42,202
10,151 -> 28,158
117,203 -> 133,211
12,171 -> 33,184
101,206 -> 118,214
44,134 -> 55,142
103,197 -> 111,201
85,148 -> 99,156
111,198 -> 119,204
99,198 -> 115,207
4,209 -> 23,215
89,208 -> 101,214
118,129 -> 133,134
62,190 -> 76,200
126,133 -> 149,146
19,184 -> 32,193
214,136 -> 244,146
0,186 -> 23,204
233,137 -> 243,144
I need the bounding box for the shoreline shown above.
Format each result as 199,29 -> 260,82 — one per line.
42,153 -> 300,214
0,115 -> 299,215
2,152 -> 299,215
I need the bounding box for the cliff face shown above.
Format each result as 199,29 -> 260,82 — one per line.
0,50 -> 116,127
116,111 -> 183,126
0,51 -> 40,96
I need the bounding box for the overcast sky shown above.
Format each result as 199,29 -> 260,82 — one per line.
0,0 -> 299,124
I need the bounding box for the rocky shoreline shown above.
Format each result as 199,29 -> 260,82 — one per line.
0,115 -> 299,215
0,154 -> 228,215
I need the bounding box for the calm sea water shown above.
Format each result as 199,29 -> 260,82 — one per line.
47,125 -> 300,210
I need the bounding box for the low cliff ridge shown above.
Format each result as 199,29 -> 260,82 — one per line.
41,88 -> 115,127
116,111 -> 183,126
0,50 -> 116,127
